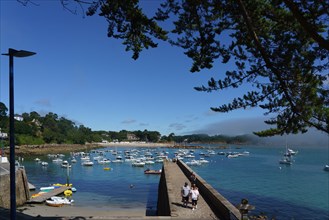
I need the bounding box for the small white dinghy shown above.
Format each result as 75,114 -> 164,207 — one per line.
45,196 -> 74,207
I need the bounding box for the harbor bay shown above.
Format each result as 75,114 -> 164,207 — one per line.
15,144 -> 329,219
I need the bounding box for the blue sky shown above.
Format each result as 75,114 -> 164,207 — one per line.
0,1 -> 327,144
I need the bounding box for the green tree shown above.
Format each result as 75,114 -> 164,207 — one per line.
77,0 -> 329,136
92,133 -> 103,143
16,0 -> 329,136
0,102 -> 8,132
58,117 -> 74,132
22,112 -> 30,122
41,112 -> 59,131
30,111 -> 41,121
133,130 -> 144,141
15,120 -> 34,136
78,125 -> 93,143
168,133 -> 175,142
139,130 -> 149,142
0,102 -> 7,117
43,127 -> 57,143
117,130 -> 128,142
66,128 -> 84,144
16,134 -> 44,145
145,130 -> 161,142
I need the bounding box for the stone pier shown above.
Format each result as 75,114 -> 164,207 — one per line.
157,160 -> 241,220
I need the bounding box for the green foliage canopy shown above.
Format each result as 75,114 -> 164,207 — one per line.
65,0 -> 329,137
14,0 -> 329,137
0,102 -> 97,145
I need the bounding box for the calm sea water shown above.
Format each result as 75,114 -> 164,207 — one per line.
21,144 -> 329,219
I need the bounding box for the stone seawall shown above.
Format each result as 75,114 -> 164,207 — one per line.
156,164 -> 170,216
0,169 -> 30,209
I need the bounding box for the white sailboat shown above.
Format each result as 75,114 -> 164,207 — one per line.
324,165 -> 329,172
279,136 -> 293,165
279,156 -> 293,165
287,148 -> 298,155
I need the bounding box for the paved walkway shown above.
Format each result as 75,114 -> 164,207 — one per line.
164,161 -> 219,219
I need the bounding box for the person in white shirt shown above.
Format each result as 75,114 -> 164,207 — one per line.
181,182 -> 190,207
190,183 -> 199,210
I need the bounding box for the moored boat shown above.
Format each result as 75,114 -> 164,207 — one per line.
45,196 -> 74,207
41,161 -> 48,166
198,158 -> 210,164
82,160 -> 94,166
61,160 -> 71,168
45,200 -> 63,207
144,168 -> 162,174
98,158 -> 111,164
112,155 -> 124,163
53,183 -> 72,187
40,186 -> 57,191
324,165 -> 329,171
227,153 -> 239,158
280,137 -> 294,165
52,158 -> 63,163
287,148 -> 298,155
132,160 -> 145,167
279,156 -> 293,165
185,160 -> 201,166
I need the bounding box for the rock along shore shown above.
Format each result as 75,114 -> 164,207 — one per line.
2,142 -> 170,156
2,142 -> 229,156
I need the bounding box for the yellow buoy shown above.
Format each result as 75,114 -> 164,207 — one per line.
104,167 -> 111,171
64,189 -> 72,197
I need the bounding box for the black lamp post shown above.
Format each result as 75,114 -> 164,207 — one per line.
2,48 -> 36,220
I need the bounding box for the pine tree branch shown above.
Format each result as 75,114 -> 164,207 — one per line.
235,0 -> 329,134
283,0 -> 329,51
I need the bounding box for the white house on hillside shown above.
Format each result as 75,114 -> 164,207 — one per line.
14,114 -> 23,121
0,128 -> 8,139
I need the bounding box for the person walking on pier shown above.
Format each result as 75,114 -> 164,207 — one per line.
181,182 -> 190,207
190,183 -> 199,210
189,172 -> 197,185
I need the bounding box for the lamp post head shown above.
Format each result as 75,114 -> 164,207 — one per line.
2,48 -> 36,57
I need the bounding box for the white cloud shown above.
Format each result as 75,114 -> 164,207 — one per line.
121,119 -> 137,124
184,115 -> 199,123
34,99 -> 52,107
169,123 -> 186,131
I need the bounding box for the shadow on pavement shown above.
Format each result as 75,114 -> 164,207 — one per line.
0,207 -> 87,220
